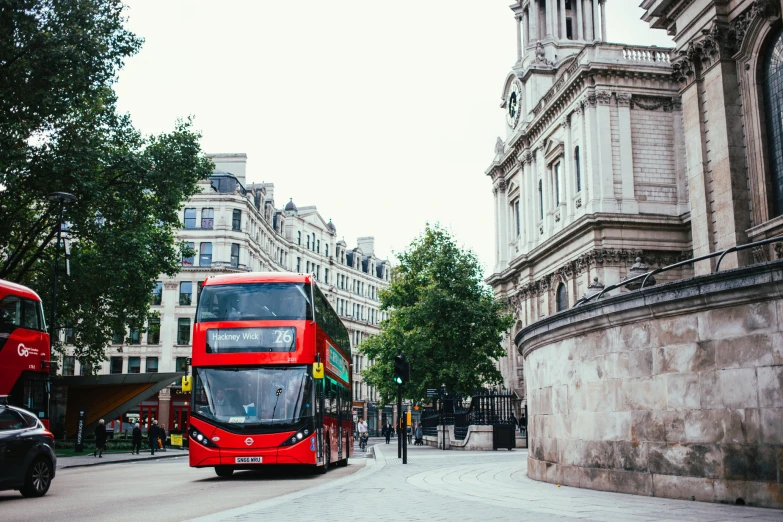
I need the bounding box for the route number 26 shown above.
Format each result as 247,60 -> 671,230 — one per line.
274,330 -> 293,344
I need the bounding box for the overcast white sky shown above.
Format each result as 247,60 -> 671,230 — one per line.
114,1 -> 674,273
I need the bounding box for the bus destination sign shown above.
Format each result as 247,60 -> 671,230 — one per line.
206,327 -> 296,353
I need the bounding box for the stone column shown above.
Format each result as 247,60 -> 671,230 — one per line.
559,0 -> 567,40
158,388 -> 171,434
522,10 -> 529,47
595,91 -> 614,208
516,14 -> 523,62
582,94 -> 600,213
523,150 -> 537,251
563,115 -> 574,221
592,0 -> 601,41
583,0 -> 593,41
545,0 -> 554,38
672,98 -> 688,215
616,93 -> 638,214
530,0 -> 539,42
543,161 -> 553,235
575,0 -> 582,40
122,356 -> 128,374
600,0 -> 607,42
498,179 -> 509,267
493,185 -> 501,270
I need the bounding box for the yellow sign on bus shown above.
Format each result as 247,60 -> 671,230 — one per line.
171,434 -> 183,447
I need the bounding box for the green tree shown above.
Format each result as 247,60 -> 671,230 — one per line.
0,0 -> 213,370
360,224 -> 514,405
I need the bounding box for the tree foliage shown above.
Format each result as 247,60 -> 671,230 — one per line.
0,0 -> 213,370
360,224 -> 514,405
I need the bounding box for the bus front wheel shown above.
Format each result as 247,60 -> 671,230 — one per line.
316,439 -> 331,474
215,466 -> 234,477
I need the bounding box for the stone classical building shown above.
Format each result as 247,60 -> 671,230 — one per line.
63,153 -> 391,434
488,0 -> 783,508
486,0 -> 692,400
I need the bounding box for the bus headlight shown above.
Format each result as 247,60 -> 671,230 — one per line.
189,426 -> 219,448
279,422 -> 314,447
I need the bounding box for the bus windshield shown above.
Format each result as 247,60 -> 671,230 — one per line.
196,283 -> 312,323
193,366 -> 313,430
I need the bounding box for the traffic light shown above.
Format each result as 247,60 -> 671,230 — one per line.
393,354 -> 410,385
181,375 -> 192,392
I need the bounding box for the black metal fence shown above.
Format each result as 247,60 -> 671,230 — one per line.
422,390 -> 518,441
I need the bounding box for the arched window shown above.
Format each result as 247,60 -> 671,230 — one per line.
556,283 -> 568,312
574,146 -> 581,193
764,28 -> 783,216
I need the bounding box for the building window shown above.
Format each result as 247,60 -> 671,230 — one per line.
110,357 -> 123,374
112,330 -> 124,345
538,180 -> 544,220
297,231 -> 301,245
324,268 -> 329,284
180,282 -> 193,306
199,242 -> 212,267
184,208 -> 196,229
64,328 -> 75,344
317,240 -> 320,253
515,200 -> 521,237
129,327 -> 141,345
230,243 -> 240,267
182,242 -> 195,266
176,357 -> 188,373
128,357 -> 141,374
177,318 -> 191,345
296,257 -> 301,272
764,28 -> 783,217
148,318 -> 160,344
574,146 -> 581,193
556,283 -> 568,312
554,163 -> 561,206
201,208 -> 214,229
151,281 -> 163,306
146,357 -> 159,373
232,209 -> 242,231
307,236 -> 310,249
325,244 -> 329,257
62,356 -> 75,376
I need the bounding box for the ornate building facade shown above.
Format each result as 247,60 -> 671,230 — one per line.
486,1 -> 692,401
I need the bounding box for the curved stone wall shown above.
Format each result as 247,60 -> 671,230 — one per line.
517,261 -> 783,508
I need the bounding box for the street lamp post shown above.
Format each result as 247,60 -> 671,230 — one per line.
46,192 -> 77,364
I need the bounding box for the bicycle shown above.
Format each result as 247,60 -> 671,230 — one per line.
359,433 -> 368,452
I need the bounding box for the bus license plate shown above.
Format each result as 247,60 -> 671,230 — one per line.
235,457 -> 263,464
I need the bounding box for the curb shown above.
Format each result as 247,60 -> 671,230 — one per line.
58,451 -> 186,469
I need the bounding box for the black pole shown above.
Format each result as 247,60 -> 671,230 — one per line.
402,403 -> 407,464
50,200 -> 63,355
397,385 -> 402,459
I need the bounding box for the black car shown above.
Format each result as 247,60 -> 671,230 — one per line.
0,404 -> 56,497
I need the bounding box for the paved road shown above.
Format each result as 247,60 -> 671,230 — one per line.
191,444 -> 783,522
0,453 -> 360,522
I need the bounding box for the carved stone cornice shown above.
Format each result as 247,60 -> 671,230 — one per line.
583,93 -> 597,108
596,91 -> 612,105
521,150 -> 533,165
631,95 -> 674,111
616,93 -> 631,107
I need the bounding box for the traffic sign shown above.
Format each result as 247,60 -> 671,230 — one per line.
425,388 -> 439,398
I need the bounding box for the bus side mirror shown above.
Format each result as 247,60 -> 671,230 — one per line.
313,362 -> 324,379
182,376 -> 192,392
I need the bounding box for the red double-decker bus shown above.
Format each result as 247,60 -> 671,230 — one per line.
0,279 -> 51,428
188,272 -> 353,476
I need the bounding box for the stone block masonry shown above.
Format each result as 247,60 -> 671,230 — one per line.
517,260 -> 783,509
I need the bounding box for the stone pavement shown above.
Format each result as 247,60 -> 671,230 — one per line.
56,447 -> 186,469
185,443 -> 783,522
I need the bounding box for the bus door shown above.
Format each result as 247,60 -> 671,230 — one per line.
315,372 -> 324,464
336,386 -> 343,461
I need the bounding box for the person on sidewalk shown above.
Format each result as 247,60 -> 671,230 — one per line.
414,422 -> 423,445
159,423 -> 167,451
384,422 -> 392,444
148,419 -> 160,455
131,423 -> 142,454
407,424 -> 412,445
94,419 -> 107,457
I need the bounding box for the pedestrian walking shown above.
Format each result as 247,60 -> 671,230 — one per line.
131,423 -> 142,454
406,424 -> 412,444
94,419 -> 107,457
414,422 -> 423,445
384,422 -> 392,444
518,413 -> 527,438
148,419 -> 160,455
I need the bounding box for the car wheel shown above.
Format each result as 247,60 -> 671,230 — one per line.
214,466 -> 234,477
20,457 -> 53,497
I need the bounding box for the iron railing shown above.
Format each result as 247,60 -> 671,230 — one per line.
575,235 -> 783,307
